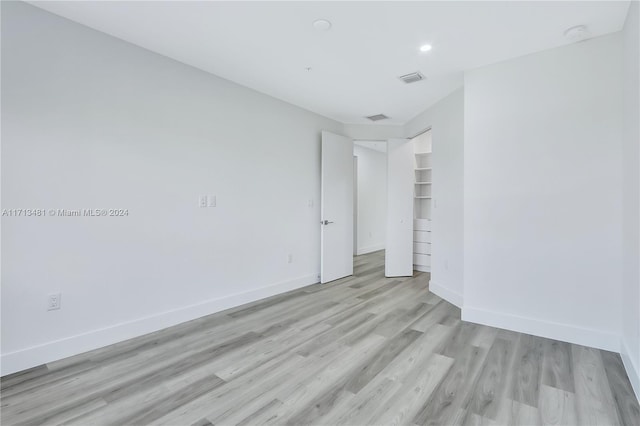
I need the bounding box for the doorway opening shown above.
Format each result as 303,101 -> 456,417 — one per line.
320,131 -> 420,283
353,141 -> 388,260
410,129 -> 432,273
352,135 -> 425,278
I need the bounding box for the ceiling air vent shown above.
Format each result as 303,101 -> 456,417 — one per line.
365,114 -> 389,122
398,71 -> 425,84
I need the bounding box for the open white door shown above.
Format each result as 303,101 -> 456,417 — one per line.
385,138 -> 413,277
321,131 -> 354,283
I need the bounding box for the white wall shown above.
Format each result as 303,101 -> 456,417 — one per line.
404,89 -> 465,306
353,145 -> 387,254
621,0 -> 640,399
463,34 -> 624,351
0,2 -> 343,375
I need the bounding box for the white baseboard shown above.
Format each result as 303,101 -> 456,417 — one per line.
1,273 -> 320,376
621,339 -> 640,402
462,306 -> 620,352
357,244 -> 385,255
429,280 -> 463,308
414,265 -> 430,273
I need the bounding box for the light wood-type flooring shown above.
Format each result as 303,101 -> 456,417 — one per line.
2,250 -> 639,425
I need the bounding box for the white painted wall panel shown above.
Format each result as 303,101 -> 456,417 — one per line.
353,145 -> 387,255
1,2 -> 342,374
463,34 -> 623,351
621,0 -> 640,399
404,89 -> 465,304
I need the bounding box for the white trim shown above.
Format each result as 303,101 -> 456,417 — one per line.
462,306 -> 620,352
357,244 -> 385,255
414,265 -> 431,273
1,273 -> 319,376
429,280 -> 463,308
621,339 -> 640,402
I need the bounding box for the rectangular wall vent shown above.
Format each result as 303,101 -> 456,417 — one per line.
398,71 -> 425,84
365,114 -> 389,122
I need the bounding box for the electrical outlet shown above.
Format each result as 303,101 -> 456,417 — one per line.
308,199 -> 314,208
199,195 -> 208,208
444,260 -> 449,270
208,195 -> 217,207
287,254 -> 293,264
47,293 -> 61,311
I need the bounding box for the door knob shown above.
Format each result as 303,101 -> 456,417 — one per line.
321,220 -> 334,225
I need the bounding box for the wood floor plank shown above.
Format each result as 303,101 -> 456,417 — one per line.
212,323 -> 328,380
295,310 -> 376,357
412,344 -> 488,425
465,337 -> 516,420
329,376 -> 402,425
379,323 -> 453,384
468,326 -> 499,350
26,397 -> 108,426
374,301 -> 433,338
276,335 -> 392,425
601,351 -> 640,426
371,353 -> 454,425
111,373 -> 226,425
541,340 -> 575,393
356,278 -> 401,300
0,365 -> 50,390
511,334 -> 544,407
538,384 -> 578,426
572,345 -> 622,426
492,397 -> 542,425
264,334 -> 387,425
191,418 -> 214,426
410,300 -> 459,333
435,321 -> 481,359
464,411 -> 498,426
283,382 -> 357,425
153,352 -> 311,426
345,328 -> 423,394
235,398 -> 283,426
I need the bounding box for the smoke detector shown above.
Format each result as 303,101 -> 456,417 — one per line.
564,25 -> 591,43
398,71 -> 426,84
366,114 -> 389,122
313,19 -> 332,31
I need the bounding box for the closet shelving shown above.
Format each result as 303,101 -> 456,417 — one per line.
413,132 -> 432,272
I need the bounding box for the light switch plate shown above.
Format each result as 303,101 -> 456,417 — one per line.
208,195 -> 216,207
199,195 -> 208,208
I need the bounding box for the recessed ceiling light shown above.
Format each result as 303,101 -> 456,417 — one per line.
419,44 -> 432,52
564,25 -> 591,43
313,19 -> 332,31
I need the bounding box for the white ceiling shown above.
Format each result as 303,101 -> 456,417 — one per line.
30,1 -> 630,125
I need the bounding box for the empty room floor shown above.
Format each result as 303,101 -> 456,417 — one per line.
1,250 -> 638,425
